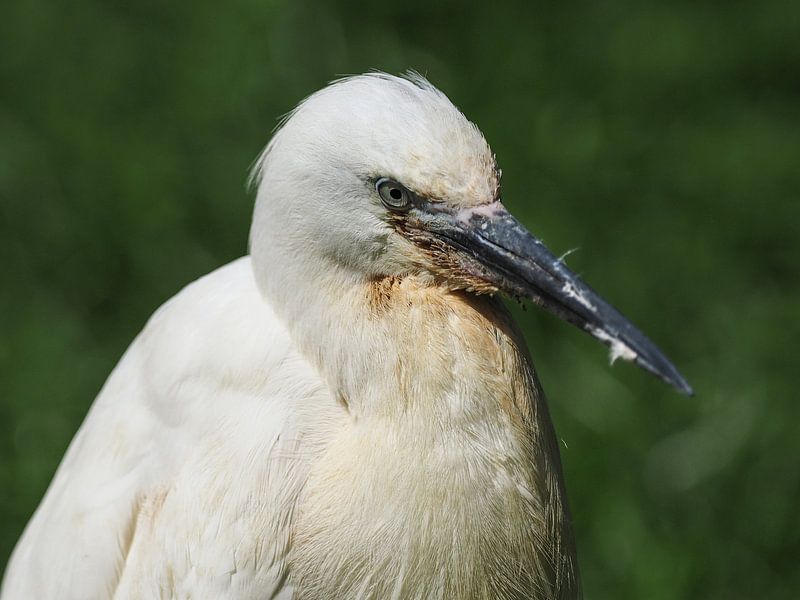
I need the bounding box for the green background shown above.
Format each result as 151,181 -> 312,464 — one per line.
1,0 -> 798,597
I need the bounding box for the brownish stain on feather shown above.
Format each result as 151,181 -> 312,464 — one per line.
388,212 -> 499,296
365,273 -> 534,429
366,275 -> 403,312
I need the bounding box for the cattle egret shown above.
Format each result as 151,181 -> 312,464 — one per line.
2,72 -> 692,600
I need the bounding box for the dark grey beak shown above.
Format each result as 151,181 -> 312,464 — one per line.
415,202 -> 693,395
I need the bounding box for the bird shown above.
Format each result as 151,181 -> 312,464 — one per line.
1,72 -> 692,600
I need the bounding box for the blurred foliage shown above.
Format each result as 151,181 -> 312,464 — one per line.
1,0 -> 798,597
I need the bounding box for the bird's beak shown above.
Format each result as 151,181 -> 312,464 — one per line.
405,201 -> 693,395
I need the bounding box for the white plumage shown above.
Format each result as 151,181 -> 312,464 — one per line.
4,72 -> 690,599
4,257 -> 338,598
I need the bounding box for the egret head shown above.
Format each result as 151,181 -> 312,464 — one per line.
250,72 -> 692,394
250,73 -> 500,281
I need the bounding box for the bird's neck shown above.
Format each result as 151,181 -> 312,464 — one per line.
252,247 -> 553,429
255,254 -> 515,419
254,263 -> 579,596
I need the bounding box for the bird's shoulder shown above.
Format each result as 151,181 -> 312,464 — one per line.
2,257 -> 342,600
139,255 -> 295,390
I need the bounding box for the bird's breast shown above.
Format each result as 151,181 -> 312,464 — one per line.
287,278 -> 579,599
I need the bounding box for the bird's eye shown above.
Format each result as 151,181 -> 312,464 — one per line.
376,178 -> 412,212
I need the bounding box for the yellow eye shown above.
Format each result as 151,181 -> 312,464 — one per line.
376,178 -> 412,212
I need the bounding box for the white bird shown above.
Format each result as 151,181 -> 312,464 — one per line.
2,72 -> 691,600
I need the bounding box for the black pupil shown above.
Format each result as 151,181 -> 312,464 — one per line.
389,188 -> 402,201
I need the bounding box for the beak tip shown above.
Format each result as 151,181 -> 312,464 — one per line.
661,361 -> 694,397
641,355 -> 694,396
673,375 -> 695,397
